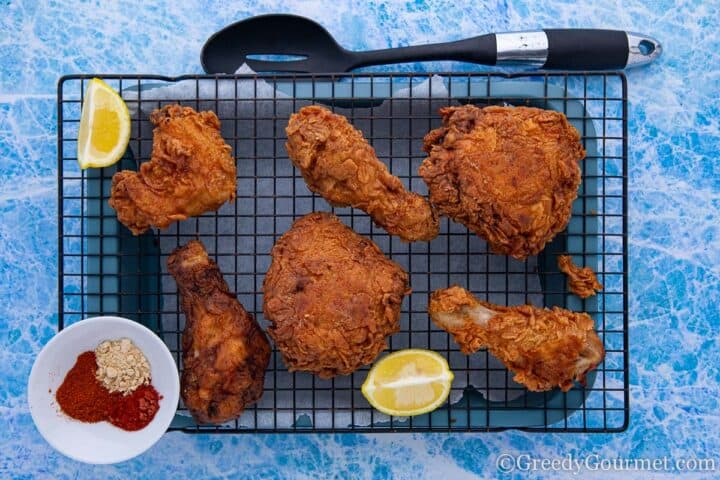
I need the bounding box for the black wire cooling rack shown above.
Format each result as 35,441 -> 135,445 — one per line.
57,72 -> 628,433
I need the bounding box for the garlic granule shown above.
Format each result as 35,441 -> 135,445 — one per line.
95,338 -> 151,394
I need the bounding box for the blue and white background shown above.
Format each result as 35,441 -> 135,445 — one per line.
1,1 -> 718,478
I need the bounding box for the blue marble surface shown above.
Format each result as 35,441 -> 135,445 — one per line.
1,0 -> 719,478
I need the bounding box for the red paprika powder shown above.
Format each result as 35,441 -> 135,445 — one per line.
56,350 -> 162,431
55,351 -> 114,422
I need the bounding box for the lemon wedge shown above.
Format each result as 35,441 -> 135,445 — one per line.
77,78 -> 130,169
361,349 -> 454,417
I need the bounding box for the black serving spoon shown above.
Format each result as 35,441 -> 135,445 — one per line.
201,14 -> 661,73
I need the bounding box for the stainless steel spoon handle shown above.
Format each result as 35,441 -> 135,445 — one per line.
496,29 -> 662,69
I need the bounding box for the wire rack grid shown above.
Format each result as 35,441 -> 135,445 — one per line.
58,72 -> 628,433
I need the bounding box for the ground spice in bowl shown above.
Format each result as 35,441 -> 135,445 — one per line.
55,351 -> 114,422
55,342 -> 162,431
109,384 -> 161,431
95,338 -> 151,394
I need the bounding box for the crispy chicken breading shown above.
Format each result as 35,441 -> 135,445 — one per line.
286,105 -> 439,242
168,240 -> 270,424
420,105 -> 585,259
558,255 -> 604,298
263,212 -> 411,378
429,286 -> 604,392
110,105 -> 236,235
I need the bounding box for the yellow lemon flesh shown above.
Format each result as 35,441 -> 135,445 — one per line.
77,78 -> 130,169
361,349 -> 454,417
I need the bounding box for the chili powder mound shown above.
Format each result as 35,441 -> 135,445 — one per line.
55,350 -> 163,431
109,384 -> 162,431
56,351 -> 114,422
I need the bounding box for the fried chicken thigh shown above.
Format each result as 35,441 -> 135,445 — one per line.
558,255 -> 603,298
420,105 -> 585,259
263,212 -> 411,378
168,240 -> 270,424
110,105 -> 236,235
429,286 -> 604,392
286,106 -> 439,242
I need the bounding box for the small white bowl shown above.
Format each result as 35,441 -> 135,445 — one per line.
28,316 -> 180,464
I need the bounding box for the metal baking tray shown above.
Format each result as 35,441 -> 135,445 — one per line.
58,72 -> 628,433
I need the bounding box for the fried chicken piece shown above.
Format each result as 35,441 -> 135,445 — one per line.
110,105 -> 236,235
558,255 -> 603,298
286,106 -> 439,242
420,105 -> 585,259
429,286 -> 604,392
263,212 -> 410,378
168,240 -> 270,424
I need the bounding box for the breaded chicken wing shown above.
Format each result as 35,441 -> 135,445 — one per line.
286,106 -> 439,242
110,105 -> 236,235
168,240 -> 270,424
420,105 -> 585,259
429,286 -> 604,392
558,255 -> 603,298
263,212 -> 410,378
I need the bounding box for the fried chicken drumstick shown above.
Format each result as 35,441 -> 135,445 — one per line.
286,106 -> 439,242
168,240 -> 270,424
263,212 -> 411,378
420,105 -> 585,259
110,105 -> 236,235
429,286 -> 604,392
